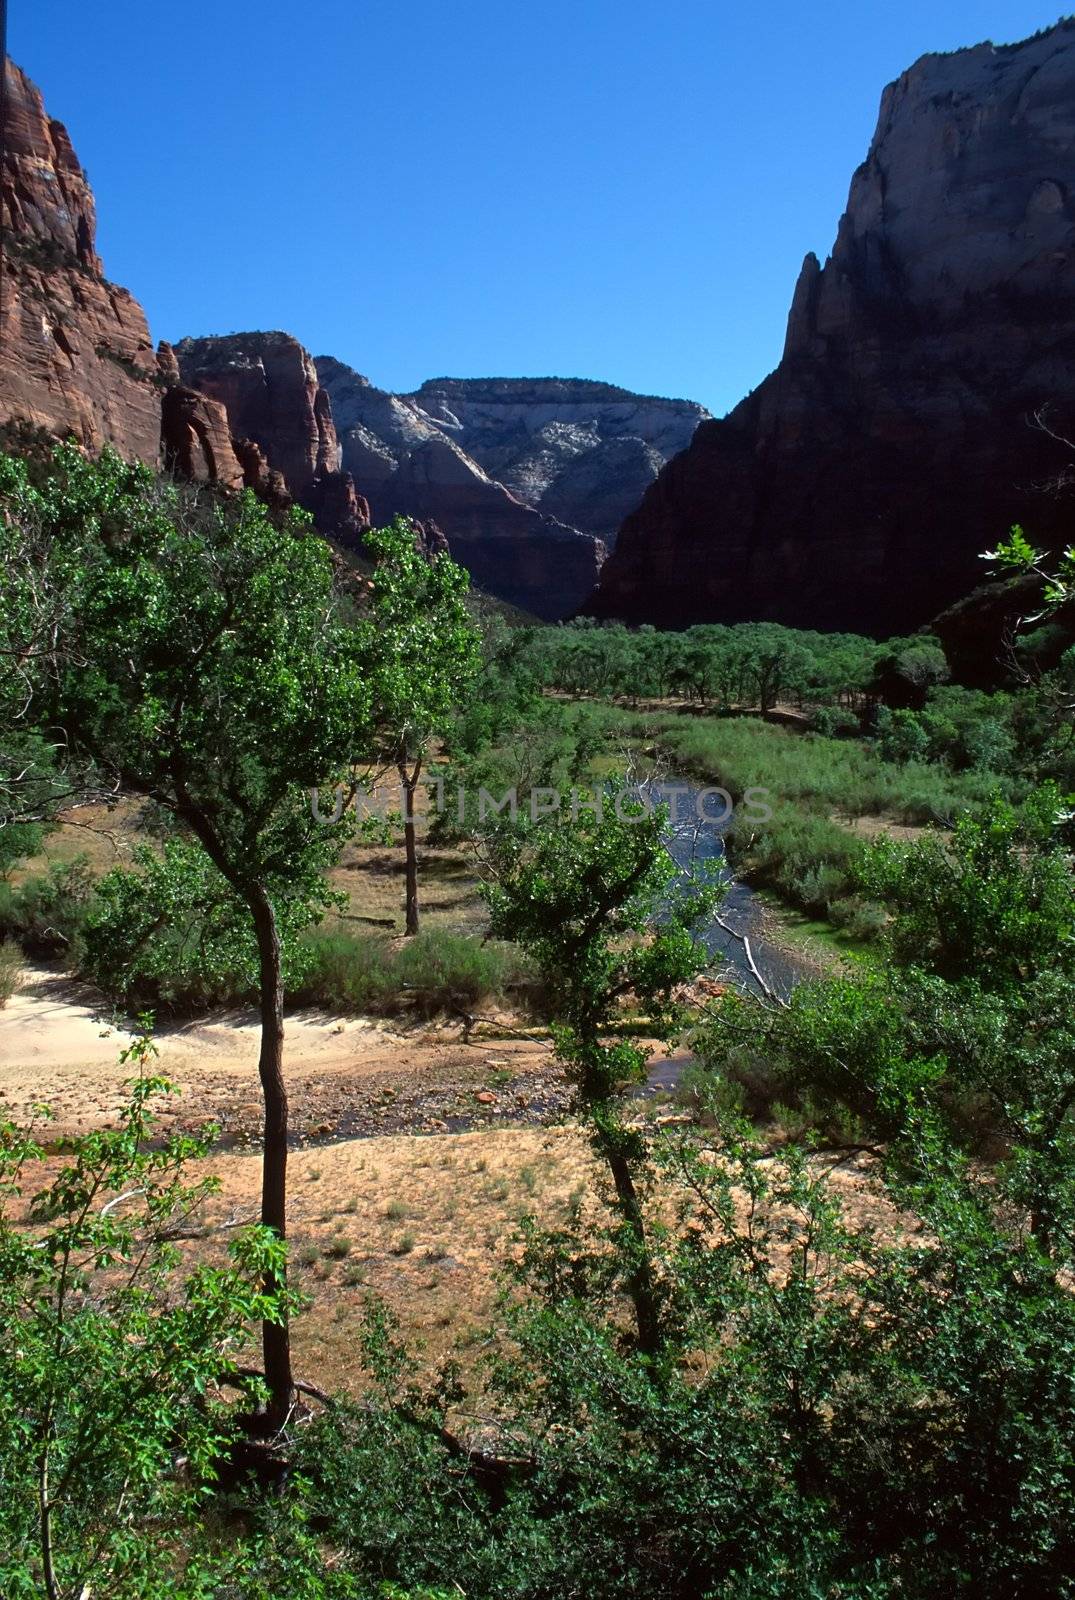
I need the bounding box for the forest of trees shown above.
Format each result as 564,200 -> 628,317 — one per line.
2,446 -> 1075,1597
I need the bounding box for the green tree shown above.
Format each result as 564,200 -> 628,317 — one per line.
0,457 -> 101,865
482,785 -> 717,1356
0,445 -> 371,1426
985,523 -> 1075,611
0,1045 -> 289,1600
361,518 -> 479,935
857,785 -> 1073,986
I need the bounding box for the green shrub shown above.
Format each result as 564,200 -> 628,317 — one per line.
827,895 -> 888,941
592,707 -> 1017,824
0,939 -> 22,1006
0,820 -> 44,879
0,857 -> 96,959
725,806 -> 865,917
810,704 -> 861,738
297,925 -> 537,1017
0,1066 -> 288,1599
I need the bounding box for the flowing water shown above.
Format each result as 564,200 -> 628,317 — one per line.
653,778 -> 808,1002
636,780 -> 811,1097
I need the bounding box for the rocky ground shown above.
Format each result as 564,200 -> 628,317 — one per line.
0,963 -> 572,1142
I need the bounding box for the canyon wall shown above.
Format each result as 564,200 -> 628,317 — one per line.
172,333 -> 370,544
406,377 -> 708,544
587,20 -> 1075,634
0,60 -> 160,460
315,358 -> 607,618
0,59 -> 603,615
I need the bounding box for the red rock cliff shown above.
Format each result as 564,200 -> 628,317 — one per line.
0,60 -> 161,460
173,333 -> 369,544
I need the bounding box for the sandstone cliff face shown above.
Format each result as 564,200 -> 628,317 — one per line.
157,342 -> 245,491
588,20 -> 1075,634
0,62 -> 663,619
407,378 -> 708,543
173,334 -> 370,545
0,61 -> 160,460
315,357 -> 606,618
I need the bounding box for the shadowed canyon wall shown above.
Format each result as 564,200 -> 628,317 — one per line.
587,20 -> 1075,634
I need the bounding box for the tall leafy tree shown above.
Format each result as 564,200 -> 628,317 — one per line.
361,517 -> 479,934
482,786 -> 717,1357
0,445 -> 372,1426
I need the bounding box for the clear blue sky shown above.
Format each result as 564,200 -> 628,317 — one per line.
12,1 -> 1067,413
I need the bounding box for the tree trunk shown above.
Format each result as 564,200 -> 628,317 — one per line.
596,1125 -> 661,1358
249,886 -> 293,1429
399,754 -> 421,937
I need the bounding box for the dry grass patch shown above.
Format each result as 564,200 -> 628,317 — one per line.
191,1125 -> 598,1390
183,1122 -> 908,1397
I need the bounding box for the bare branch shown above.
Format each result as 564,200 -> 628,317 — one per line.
712,913 -> 789,1008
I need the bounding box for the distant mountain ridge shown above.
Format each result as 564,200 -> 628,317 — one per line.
312,357 -> 706,615
0,59 -> 707,619
404,376 -> 708,542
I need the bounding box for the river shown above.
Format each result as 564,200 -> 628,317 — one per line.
648,778 -> 809,1002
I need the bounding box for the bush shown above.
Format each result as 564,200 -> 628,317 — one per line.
0,857 -> 96,958
0,939 -> 21,1005
247,1108 -> 1075,1600
0,820 -> 44,879
297,925 -> 538,1017
827,894 -> 888,941
810,704 -> 861,738
725,805 -> 865,917
0,1066 -> 289,1599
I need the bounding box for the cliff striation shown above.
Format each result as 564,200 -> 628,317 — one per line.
0,60 -> 160,460
315,358 -> 607,618
406,377 -> 707,544
171,333 -> 370,544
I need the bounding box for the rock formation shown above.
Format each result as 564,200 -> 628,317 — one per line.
173,334 -> 370,545
315,357 -> 607,618
0,60 -> 160,460
405,377 -> 708,544
588,20 -> 1075,635
157,342 -> 245,491
0,60 -> 694,618
933,573 -> 1075,689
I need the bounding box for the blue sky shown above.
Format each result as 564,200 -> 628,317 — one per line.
14,1 -> 1066,413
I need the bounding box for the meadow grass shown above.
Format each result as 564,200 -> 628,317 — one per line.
581,706 -> 1011,822
573,703 -> 1012,924
295,924 -> 537,1018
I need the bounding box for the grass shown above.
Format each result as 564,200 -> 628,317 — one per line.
182,1125 -> 600,1388
3,836 -> 534,1023
296,924 -> 538,1019
0,940 -> 22,1007
582,706 -> 1012,824
574,703 -> 1013,929
4,779 -> 509,1020
753,894 -> 879,961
